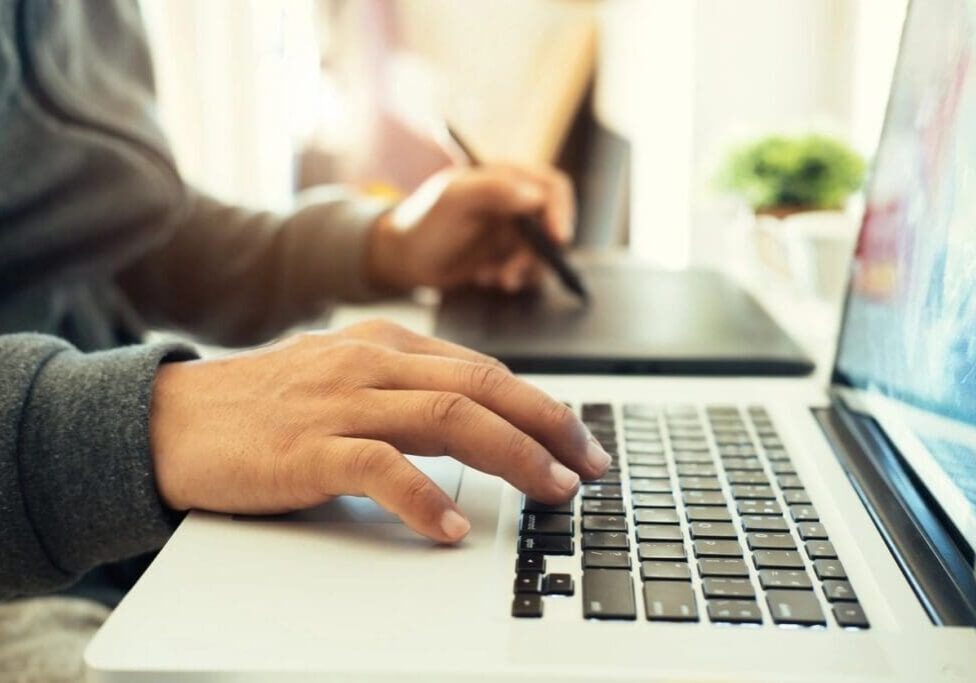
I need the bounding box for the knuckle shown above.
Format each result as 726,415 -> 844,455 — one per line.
540,400 -> 578,435
505,429 -> 536,461
347,441 -> 398,482
426,392 -> 472,427
465,363 -> 510,396
399,471 -> 436,510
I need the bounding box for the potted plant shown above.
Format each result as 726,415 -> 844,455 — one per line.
717,134 -> 867,299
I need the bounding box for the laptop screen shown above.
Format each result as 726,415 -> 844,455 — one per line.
834,0 -> 976,547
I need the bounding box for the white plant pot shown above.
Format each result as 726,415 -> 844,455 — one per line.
752,208 -> 862,302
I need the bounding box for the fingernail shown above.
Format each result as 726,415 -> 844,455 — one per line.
550,461 -> 580,493
586,436 -> 612,472
440,509 -> 471,540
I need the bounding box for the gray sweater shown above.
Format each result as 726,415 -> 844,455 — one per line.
0,0 -> 387,599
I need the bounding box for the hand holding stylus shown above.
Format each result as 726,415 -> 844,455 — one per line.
364,137 -> 579,295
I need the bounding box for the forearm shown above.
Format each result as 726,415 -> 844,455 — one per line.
0,334 -> 196,599
117,189 -> 392,347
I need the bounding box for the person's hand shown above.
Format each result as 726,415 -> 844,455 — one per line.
150,320 -> 610,543
365,164 -> 575,293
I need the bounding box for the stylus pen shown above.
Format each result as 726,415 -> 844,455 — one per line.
445,124 -> 590,302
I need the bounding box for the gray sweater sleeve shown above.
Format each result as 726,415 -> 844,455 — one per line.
0,333 -> 196,600
117,189 -> 393,348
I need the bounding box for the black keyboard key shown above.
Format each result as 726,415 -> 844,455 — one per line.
689,521 -> 737,539
770,461 -> 796,474
582,515 -> 627,532
746,532 -> 797,550
588,424 -> 617,440
790,505 -> 819,522
783,490 -> 811,505
718,445 -> 757,457
519,535 -> 574,555
582,499 -> 626,515
741,516 -> 789,532
640,561 -> 692,581
707,599 -> 762,624
805,540 -> 837,560
627,442 -> 665,455
583,549 -> 631,569
758,569 -> 812,590
766,590 -> 826,626
737,500 -> 782,516
516,553 -> 546,573
581,484 -> 622,499
679,476 -> 722,491
624,425 -> 661,438
643,581 -> 699,621
753,550 -> 805,569
631,479 -> 672,494
582,403 -> 613,421
698,558 -> 749,577
511,594 -> 543,618
636,524 -> 684,542
693,539 -> 743,558
797,522 -> 828,540
514,571 -> 544,593
582,531 -> 630,550
638,542 -> 687,561
629,465 -> 669,479
722,458 -> 765,471
726,471 -> 769,485
673,451 -> 714,464
670,440 -> 710,452
675,464 -> 717,477
630,493 -> 675,509
543,573 -> 574,596
685,506 -> 732,522
623,403 -> 657,419
822,579 -> 858,602
777,475 -> 804,489
730,485 -> 776,500
813,559 -> 847,580
583,569 -> 637,620
633,508 -> 680,525
682,491 -> 726,506
593,472 -> 621,485
627,453 -> 667,466
522,498 -> 573,514
833,602 -> 869,628
702,577 -> 755,599
520,513 -> 574,536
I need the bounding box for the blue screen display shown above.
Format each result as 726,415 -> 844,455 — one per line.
835,1 -> 976,529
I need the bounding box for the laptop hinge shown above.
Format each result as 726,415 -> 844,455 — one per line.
814,398 -> 976,626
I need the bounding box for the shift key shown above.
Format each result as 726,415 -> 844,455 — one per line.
643,581 -> 699,621
583,570 -> 637,620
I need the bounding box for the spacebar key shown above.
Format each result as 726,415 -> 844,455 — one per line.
583,569 -> 636,620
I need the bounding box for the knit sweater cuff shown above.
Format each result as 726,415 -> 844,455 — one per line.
17,341 -> 197,582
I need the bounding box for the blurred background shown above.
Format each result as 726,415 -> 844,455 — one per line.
140,0 -> 908,345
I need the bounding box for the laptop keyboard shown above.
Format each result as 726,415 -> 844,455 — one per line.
512,403 -> 870,629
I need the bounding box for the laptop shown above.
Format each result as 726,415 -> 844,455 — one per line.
86,2 -> 976,679
436,266 -> 815,376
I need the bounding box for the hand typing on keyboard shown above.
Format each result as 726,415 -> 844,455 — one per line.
149,319 -> 611,543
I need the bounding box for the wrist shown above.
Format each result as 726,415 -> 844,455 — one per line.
365,210 -> 414,292
150,361 -> 196,511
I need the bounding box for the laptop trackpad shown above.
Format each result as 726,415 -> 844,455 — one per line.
258,455 -> 464,524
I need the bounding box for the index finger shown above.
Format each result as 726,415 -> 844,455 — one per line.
380,353 -> 611,481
